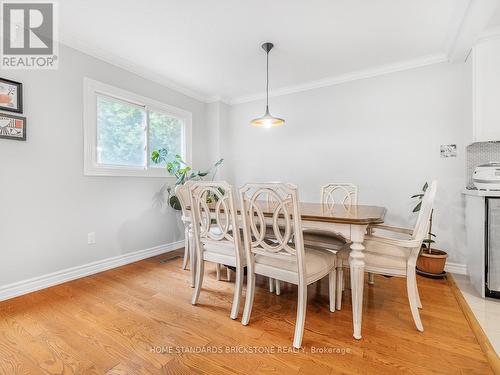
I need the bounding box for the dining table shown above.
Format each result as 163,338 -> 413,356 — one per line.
291,202 -> 386,340
240,201 -> 387,340
194,200 -> 387,340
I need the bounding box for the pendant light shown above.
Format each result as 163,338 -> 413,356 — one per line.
250,42 -> 285,127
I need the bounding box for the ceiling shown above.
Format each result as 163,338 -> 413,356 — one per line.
487,3 -> 500,29
59,0 -> 499,104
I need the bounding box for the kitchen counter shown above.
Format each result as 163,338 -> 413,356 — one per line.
462,189 -> 500,197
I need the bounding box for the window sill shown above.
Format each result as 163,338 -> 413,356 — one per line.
84,164 -> 173,178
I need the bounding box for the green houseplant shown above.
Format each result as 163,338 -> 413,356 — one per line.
412,182 -> 448,277
151,148 -> 223,210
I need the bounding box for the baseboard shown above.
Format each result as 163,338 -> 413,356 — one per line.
445,262 -> 467,275
0,241 -> 184,302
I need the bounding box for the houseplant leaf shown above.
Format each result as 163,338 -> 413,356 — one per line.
151,150 -> 160,163
151,148 -> 224,211
169,195 -> 181,210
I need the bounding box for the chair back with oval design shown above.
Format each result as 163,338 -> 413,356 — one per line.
321,183 -> 358,209
189,181 -> 242,259
239,183 -> 306,279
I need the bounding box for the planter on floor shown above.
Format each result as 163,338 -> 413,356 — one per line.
416,248 -> 448,279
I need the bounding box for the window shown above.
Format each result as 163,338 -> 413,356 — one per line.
96,95 -> 146,167
84,78 -> 191,177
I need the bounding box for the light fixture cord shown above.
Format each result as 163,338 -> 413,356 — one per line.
266,49 -> 269,109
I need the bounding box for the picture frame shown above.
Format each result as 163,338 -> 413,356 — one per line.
0,113 -> 27,141
0,78 -> 23,113
440,144 -> 457,158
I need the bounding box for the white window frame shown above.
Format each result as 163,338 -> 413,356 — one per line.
83,78 -> 192,177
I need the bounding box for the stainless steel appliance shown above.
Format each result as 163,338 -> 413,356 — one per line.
473,162 -> 500,190
486,198 -> 500,298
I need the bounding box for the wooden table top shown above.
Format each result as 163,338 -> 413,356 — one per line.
194,201 -> 386,226
273,202 -> 386,225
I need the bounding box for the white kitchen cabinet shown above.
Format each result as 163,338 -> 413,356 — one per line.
472,37 -> 500,143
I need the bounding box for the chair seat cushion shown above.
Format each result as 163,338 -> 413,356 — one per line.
203,240 -> 235,255
200,226 -> 242,266
202,239 -> 243,267
364,251 -> 407,274
337,247 -> 406,274
362,236 -> 409,275
363,236 -> 412,258
303,229 -> 347,251
254,248 -> 336,284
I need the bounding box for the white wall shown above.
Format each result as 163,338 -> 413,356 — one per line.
0,46 -> 471,292
223,62 -> 470,264
0,45 -> 209,287
205,101 -> 230,178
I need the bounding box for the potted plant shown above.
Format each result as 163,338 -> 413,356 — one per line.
412,182 -> 448,277
151,148 -> 223,210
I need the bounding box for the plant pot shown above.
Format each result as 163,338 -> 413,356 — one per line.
416,248 -> 448,276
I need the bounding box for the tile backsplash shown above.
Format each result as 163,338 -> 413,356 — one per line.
466,142 -> 500,188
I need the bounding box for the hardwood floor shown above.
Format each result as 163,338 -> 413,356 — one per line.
0,250 -> 493,374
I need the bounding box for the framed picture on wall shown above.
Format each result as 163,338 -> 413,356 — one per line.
440,144 -> 457,158
0,113 -> 26,141
0,78 -> 23,113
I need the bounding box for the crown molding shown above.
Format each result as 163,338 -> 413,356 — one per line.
60,34 -> 449,107
205,94 -> 231,105
228,0 -> 497,105
60,33 -> 214,104
446,0 -> 500,62
445,0 -> 473,60
60,0 -> 495,107
477,25 -> 500,43
228,53 -> 448,105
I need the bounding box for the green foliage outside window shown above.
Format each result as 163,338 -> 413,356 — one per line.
97,95 -> 145,166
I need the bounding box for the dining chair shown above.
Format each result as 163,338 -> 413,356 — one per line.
239,183 -> 337,348
303,183 -> 358,309
322,183 -> 358,209
361,180 -> 437,332
189,181 -> 245,320
264,191 -> 291,296
175,181 -> 196,285
177,181 -> 230,285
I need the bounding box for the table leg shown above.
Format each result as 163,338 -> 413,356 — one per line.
350,224 -> 367,340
